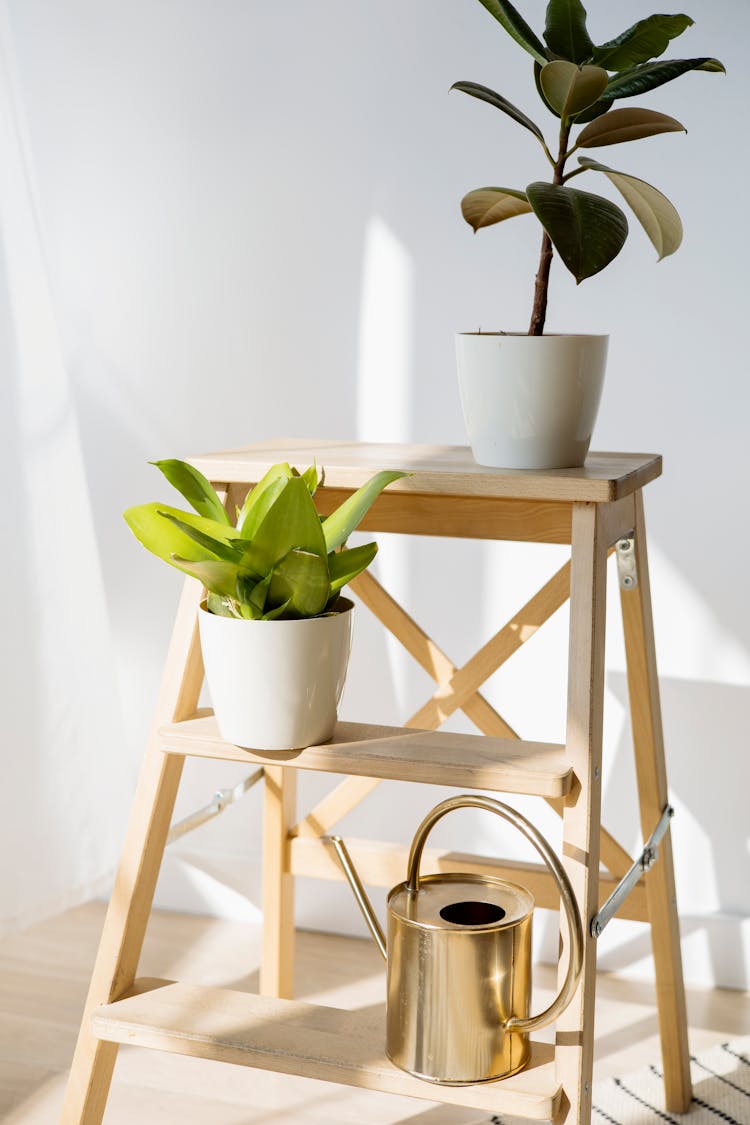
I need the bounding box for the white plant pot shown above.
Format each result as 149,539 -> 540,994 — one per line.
198,598 -> 354,751
456,332 -> 608,470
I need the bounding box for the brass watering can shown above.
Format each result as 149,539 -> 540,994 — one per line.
330,794 -> 584,1085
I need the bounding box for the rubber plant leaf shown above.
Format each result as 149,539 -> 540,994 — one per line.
267,548 -> 330,618
570,96 -> 614,124
461,187 -> 532,232
606,58 -> 725,101
124,503 -> 240,568
539,61 -> 609,120
535,61 -> 612,122
475,0 -> 548,65
323,470 -> 408,553
328,542 -> 379,596
534,60 -> 558,116
544,0 -> 594,65
525,181 -> 629,282
236,462 -> 294,538
592,15 -> 694,72
241,476 -> 327,578
576,107 -> 685,148
149,459 -> 230,524
169,557 -> 239,599
157,511 -> 245,563
577,157 -> 682,259
451,82 -> 546,144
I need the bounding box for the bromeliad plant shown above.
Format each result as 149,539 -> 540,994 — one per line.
124,460 -> 406,620
454,1 -> 724,334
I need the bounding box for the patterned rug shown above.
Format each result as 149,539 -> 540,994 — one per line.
491,1037 -> 750,1124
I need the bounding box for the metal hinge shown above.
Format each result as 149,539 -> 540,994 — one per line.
591,804 -> 674,938
616,535 -> 638,590
167,768 -> 264,845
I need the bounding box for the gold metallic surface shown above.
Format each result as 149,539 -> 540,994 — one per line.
386,872 -> 532,1083
330,794 -> 583,1085
328,835 -> 387,960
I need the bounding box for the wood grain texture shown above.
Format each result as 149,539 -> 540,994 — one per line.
316,490 -> 575,542
351,566 -> 633,883
60,449 -> 689,1125
60,577 -> 206,1124
228,482 -> 574,542
351,569 -> 518,738
620,490 -> 692,1112
288,836 -> 649,921
291,567 -> 519,840
61,484 -> 232,1124
92,981 -> 561,1120
6,903 -> 746,1123
555,502 -> 608,1125
292,775 -> 383,839
407,561 -> 571,731
158,713 -> 573,798
261,766 -> 297,1000
600,492 -> 636,548
188,439 -> 661,502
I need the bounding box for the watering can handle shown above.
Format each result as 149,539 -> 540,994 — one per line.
406,794 -> 584,1034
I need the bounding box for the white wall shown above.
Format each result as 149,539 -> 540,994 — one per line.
9,0 -> 749,988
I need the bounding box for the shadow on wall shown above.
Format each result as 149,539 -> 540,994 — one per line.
0,7 -> 130,936
605,672 -> 750,990
0,233 -> 46,931
15,0 -> 745,991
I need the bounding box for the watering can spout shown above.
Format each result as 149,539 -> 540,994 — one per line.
328,836 -> 387,961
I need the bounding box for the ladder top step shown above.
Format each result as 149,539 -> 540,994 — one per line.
93,980 -> 561,1120
159,713 -> 573,798
188,439 -> 661,502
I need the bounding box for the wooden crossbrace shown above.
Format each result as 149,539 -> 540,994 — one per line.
291,570 -> 517,841
408,562 -> 570,729
292,562 -> 633,880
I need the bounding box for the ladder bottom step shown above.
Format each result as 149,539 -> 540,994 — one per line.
93,980 -> 561,1120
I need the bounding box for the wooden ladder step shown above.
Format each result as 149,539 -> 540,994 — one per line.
93,980 -> 562,1121
158,711 -> 572,798
288,835 -> 650,921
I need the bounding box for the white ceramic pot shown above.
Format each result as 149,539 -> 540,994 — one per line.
198,598 -> 354,751
456,332 -> 608,470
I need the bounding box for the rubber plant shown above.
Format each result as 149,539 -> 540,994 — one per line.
454,0 -> 724,334
124,460 -> 406,619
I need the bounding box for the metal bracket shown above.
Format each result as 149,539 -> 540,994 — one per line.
616,535 -> 638,590
591,804 -> 674,938
167,768 -> 264,845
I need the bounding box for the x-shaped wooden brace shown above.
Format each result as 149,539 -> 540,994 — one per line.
292,558 -> 633,881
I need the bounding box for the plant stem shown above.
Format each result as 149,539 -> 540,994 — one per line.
561,166 -> 587,184
529,231 -> 553,337
528,122 -> 571,336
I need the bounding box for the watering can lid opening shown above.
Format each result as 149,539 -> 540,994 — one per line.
388,872 -> 534,931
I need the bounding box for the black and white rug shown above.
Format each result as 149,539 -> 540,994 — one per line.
491,1037 -> 750,1124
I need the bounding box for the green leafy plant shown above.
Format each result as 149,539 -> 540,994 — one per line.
124,460 -> 406,620
453,1 -> 724,334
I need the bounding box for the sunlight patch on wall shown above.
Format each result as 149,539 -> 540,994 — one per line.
356,215 -> 414,445
0,4 -> 129,934
611,541 -> 750,685
356,215 -> 415,713
166,852 -> 263,924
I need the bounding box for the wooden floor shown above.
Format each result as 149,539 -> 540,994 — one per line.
2,904 -> 749,1124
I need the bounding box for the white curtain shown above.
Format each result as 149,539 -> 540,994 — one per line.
0,4 -> 130,935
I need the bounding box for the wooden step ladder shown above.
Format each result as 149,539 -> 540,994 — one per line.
61,441 -> 691,1124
